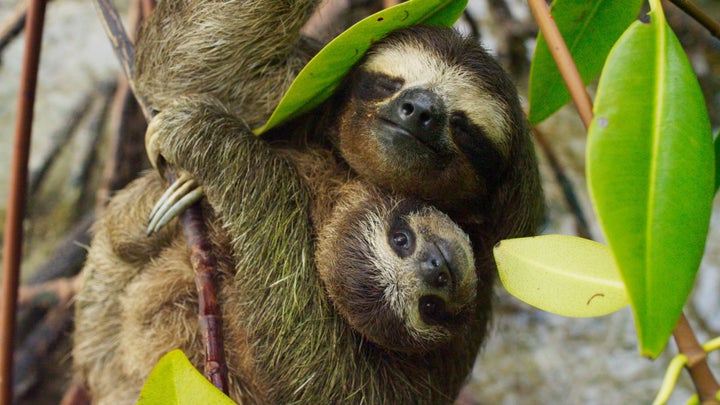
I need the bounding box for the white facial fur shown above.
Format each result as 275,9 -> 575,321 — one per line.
361,204 -> 474,340
363,42 -> 511,155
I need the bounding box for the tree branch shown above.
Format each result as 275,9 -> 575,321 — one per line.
1,1 -> 47,403
181,201 -> 228,394
91,0 -> 151,120
527,0 -> 593,129
667,0 -> 720,40
673,313 -> 720,404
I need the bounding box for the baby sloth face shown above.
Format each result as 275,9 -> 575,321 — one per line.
316,196 -> 477,353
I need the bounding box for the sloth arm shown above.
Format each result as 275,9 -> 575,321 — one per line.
135,0 -> 321,126
148,97 -> 309,229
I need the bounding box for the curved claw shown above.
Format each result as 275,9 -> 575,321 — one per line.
145,115 -> 164,171
146,174 -> 204,236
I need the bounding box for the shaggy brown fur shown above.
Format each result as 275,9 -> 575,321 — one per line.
73,99 -> 485,404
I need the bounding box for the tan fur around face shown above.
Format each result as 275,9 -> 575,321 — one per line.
363,43 -> 510,152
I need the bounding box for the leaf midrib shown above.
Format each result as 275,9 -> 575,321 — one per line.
646,3 -> 667,322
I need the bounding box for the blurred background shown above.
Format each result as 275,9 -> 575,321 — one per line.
0,0 -> 719,403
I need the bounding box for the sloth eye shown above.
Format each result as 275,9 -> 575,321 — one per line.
389,229 -> 415,258
372,77 -> 402,98
392,232 -> 409,247
450,113 -> 470,136
354,70 -> 404,101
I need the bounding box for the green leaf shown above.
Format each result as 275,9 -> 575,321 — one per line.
528,0 -> 642,124
253,0 -> 467,135
137,350 -> 236,405
586,4 -> 714,358
494,235 -> 628,317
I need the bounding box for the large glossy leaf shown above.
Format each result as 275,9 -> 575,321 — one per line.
137,350 -> 236,405
528,0 -> 642,124
586,3 -> 714,358
494,235 -> 628,317
253,0 -> 467,134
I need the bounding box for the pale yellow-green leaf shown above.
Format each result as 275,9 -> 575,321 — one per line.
137,349 -> 236,405
494,234 -> 628,317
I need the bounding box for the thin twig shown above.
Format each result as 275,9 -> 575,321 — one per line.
181,202 -> 229,394
668,0 -> 720,40
17,276 -> 81,309
96,76 -> 148,209
1,1 -> 47,403
72,81 -> 116,197
382,0 -> 401,8
673,314 -> 720,404
13,305 -> 74,402
141,0 -> 156,19
91,0 -> 151,120
95,0 -> 149,210
527,0 -> 593,129
28,82 -> 114,197
0,0 -> 27,62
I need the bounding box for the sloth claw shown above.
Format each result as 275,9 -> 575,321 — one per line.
147,174 -> 204,236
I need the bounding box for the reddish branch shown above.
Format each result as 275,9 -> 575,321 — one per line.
182,203 -> 229,393
673,314 -> 720,404
527,0 -> 593,129
0,1 -> 47,403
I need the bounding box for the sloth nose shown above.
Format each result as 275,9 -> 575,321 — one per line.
417,241 -> 468,326
393,89 -> 445,142
419,243 -> 453,291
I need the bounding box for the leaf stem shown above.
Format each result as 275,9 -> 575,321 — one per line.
653,353 -> 689,405
526,0 -> 593,129
672,313 -> 720,404
667,0 -> 720,41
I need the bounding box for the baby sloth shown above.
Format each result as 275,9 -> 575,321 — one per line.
73,99 -> 483,404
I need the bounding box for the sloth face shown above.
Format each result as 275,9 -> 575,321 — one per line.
315,196 -> 477,353
331,25 -> 524,215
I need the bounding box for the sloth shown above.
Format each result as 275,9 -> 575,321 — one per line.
72,97 -> 484,403
74,0 -> 544,402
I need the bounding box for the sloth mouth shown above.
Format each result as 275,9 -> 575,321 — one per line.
378,118 -> 441,155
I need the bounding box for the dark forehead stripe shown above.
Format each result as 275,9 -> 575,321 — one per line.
376,25 -> 525,130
